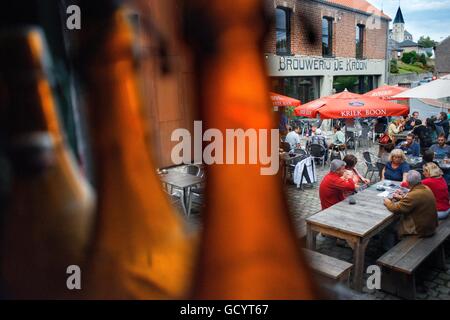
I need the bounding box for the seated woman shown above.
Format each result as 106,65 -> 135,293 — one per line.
343,155 -> 370,187
422,162 -> 450,220
382,149 -> 410,183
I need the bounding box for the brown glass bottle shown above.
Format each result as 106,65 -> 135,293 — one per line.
182,0 -> 319,299
77,8 -> 196,299
0,28 -> 95,299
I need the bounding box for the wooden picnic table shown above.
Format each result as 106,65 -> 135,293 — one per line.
306,183 -> 399,291
160,172 -> 205,215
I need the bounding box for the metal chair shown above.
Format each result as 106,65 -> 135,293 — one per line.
298,157 -> 316,190
362,151 -> 380,181
187,186 -> 205,217
294,148 -> 308,156
281,141 -> 291,152
185,164 -> 201,176
308,143 -> 327,167
287,154 -> 307,183
359,125 -> 370,148
345,131 -> 357,152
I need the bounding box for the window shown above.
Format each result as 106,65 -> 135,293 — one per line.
356,24 -> 365,59
276,8 -> 290,55
322,17 -> 333,57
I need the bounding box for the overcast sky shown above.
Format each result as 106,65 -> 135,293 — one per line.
370,0 -> 450,42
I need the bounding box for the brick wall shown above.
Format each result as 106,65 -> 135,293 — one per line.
265,0 -> 388,60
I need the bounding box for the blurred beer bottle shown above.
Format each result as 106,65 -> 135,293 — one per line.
182,0 -> 319,299
0,28 -> 95,299
75,1 -> 195,299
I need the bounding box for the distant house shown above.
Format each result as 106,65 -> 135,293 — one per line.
397,40 -> 428,56
436,36 -> 450,76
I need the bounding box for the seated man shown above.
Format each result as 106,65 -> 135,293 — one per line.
319,159 -> 356,210
285,126 -> 302,152
429,133 -> 450,159
311,128 -> 328,161
396,133 -> 420,157
383,170 -> 438,249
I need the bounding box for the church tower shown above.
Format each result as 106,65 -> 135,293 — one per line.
392,6 -> 405,43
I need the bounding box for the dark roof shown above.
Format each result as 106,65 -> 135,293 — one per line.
398,40 -> 422,48
404,30 -> 412,36
388,39 -> 404,52
394,6 -> 405,24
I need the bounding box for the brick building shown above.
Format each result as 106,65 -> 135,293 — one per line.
436,36 -> 450,77
265,0 -> 391,103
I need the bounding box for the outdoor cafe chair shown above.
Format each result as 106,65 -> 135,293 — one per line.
163,188 -> 187,216
187,186 -> 205,217
358,123 -> 371,148
287,154 -> 307,182
281,141 -> 291,153
307,143 -> 327,167
345,131 -> 358,153
294,148 -> 308,156
362,151 -> 380,181
185,164 -> 202,177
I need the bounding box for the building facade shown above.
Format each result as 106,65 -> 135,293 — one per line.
264,0 -> 390,104
436,36 -> 450,77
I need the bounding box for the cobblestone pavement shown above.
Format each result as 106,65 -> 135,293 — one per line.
172,141 -> 450,300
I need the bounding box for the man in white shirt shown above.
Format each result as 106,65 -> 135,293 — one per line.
285,126 -> 302,151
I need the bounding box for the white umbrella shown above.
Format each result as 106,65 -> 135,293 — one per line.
393,75 -> 450,99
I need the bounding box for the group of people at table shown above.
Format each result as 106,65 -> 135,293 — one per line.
318,111 -> 450,250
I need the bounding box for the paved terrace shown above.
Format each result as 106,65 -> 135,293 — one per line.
172,141 -> 450,300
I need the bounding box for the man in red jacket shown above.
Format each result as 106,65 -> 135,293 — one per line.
319,159 -> 356,210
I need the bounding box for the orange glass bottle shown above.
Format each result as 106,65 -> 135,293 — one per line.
182,0 -> 319,299
76,5 -> 195,299
0,28 -> 95,299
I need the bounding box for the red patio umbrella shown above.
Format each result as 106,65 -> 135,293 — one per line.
294,89 -> 409,119
270,92 -> 301,107
364,85 -> 408,100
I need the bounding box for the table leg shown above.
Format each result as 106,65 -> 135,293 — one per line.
183,187 -> 194,217
352,238 -> 369,292
306,224 -> 317,250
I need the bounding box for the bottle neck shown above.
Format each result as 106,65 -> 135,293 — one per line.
0,28 -> 65,176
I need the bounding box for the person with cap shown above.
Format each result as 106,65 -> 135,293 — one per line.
319,159 -> 356,210
383,170 -> 438,249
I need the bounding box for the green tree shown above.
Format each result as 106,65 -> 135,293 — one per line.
402,51 -> 418,64
426,51 -> 433,58
419,53 -> 427,66
418,36 -> 437,48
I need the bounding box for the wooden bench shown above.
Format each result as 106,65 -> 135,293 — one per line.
377,218 -> 450,299
303,249 -> 353,284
